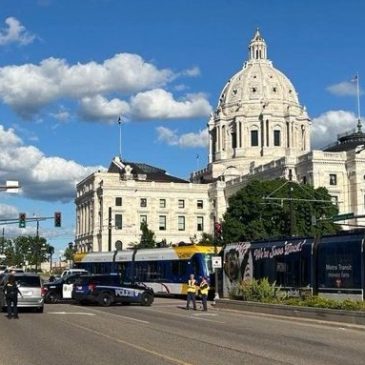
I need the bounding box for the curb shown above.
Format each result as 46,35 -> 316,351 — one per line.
215,299 -> 365,326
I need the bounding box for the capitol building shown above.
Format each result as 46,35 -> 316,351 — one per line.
75,30 -> 365,252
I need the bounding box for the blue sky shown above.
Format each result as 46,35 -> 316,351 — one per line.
0,0 -> 364,254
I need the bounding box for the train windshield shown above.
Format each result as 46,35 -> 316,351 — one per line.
204,254 -> 215,274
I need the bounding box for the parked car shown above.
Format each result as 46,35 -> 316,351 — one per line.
73,274 -> 154,307
3,267 -> 24,274
60,269 -> 89,278
43,272 -> 89,303
0,273 -> 44,313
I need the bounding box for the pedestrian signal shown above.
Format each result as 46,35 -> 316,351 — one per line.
54,212 -> 62,227
19,213 -> 26,228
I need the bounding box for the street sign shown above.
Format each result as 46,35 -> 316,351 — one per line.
332,213 -> 354,222
212,256 -> 222,269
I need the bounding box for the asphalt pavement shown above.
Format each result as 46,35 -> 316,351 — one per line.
1,298 -> 365,365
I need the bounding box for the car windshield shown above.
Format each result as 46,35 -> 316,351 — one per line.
16,276 -> 41,287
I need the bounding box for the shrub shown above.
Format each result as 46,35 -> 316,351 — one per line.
230,277 -> 365,311
232,278 -> 282,303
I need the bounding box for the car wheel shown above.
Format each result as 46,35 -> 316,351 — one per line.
140,292 -> 153,306
45,292 -> 61,304
37,306 -> 44,313
98,292 -> 114,307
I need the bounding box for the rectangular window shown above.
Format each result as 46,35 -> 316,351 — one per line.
329,174 -> 337,186
115,214 -> 123,230
331,196 -> 338,206
251,130 -> 259,146
178,199 -> 185,209
159,215 -> 166,231
140,198 -> 147,207
197,200 -> 203,209
197,216 -> 204,231
274,130 -> 281,146
115,197 -> 122,206
140,215 -> 147,225
178,216 -> 185,231
160,199 -> 166,208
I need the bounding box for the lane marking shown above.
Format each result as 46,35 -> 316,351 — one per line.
76,306 -> 150,324
48,311 -> 95,316
145,307 -> 225,324
61,320 -> 193,365
216,308 -> 365,333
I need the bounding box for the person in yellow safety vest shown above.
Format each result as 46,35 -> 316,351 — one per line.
199,277 -> 209,311
186,274 -> 197,310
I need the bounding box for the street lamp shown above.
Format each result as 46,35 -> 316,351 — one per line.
0,180 -> 20,193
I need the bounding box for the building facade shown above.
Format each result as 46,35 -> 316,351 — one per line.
75,29 -> 364,252
75,157 -> 214,251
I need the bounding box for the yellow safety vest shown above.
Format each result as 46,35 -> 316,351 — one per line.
200,282 -> 209,296
187,279 -> 196,293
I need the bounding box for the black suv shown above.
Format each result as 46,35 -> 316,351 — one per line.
73,274 -> 154,307
43,273 -> 89,303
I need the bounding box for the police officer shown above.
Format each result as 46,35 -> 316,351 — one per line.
186,274 -> 197,310
199,277 -> 209,311
4,275 -> 22,319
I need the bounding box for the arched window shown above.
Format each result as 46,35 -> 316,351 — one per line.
251,130 -> 259,146
222,125 -> 226,151
274,130 -> 281,146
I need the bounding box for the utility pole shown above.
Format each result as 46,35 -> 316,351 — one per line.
1,227 -> 4,255
35,219 -> 40,272
108,207 -> 112,252
288,170 -> 296,237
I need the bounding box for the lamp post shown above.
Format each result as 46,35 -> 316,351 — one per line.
0,180 -> 20,192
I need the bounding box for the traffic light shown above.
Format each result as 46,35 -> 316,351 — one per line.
54,212 -> 62,227
19,213 -> 26,228
304,208 -> 312,230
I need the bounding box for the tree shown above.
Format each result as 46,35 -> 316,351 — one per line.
139,221 -> 156,248
222,179 -> 340,243
197,232 -> 223,246
3,235 -> 51,270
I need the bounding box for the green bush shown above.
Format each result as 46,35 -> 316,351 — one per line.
231,278 -> 282,303
230,278 -> 365,311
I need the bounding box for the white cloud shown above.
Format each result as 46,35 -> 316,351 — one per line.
156,126 -> 209,148
0,204 -> 18,219
79,95 -> 130,122
130,89 -> 212,120
50,107 -> 71,122
327,80 -> 363,96
0,54 -> 211,121
0,17 -> 36,46
0,124 -> 103,202
311,110 -> 359,149
181,66 -> 201,77
0,53 -> 174,117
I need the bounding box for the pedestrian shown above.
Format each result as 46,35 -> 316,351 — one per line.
199,277 -> 209,311
186,273 -> 197,310
3,275 -> 22,319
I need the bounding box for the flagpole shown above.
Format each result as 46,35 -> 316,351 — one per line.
118,116 -> 122,159
356,73 -> 361,123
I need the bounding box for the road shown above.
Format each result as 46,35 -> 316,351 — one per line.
1,298 -> 365,365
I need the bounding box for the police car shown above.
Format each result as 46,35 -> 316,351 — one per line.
43,273 -> 89,303
72,274 -> 154,307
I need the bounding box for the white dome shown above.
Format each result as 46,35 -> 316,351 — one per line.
216,29 -> 303,117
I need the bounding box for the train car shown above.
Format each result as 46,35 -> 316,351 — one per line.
74,245 -> 219,296
223,231 -> 365,300
316,232 -> 364,300
223,238 -> 312,297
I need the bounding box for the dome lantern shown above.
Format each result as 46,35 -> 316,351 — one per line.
248,28 -> 267,60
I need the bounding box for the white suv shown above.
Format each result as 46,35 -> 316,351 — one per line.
61,269 -> 89,278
